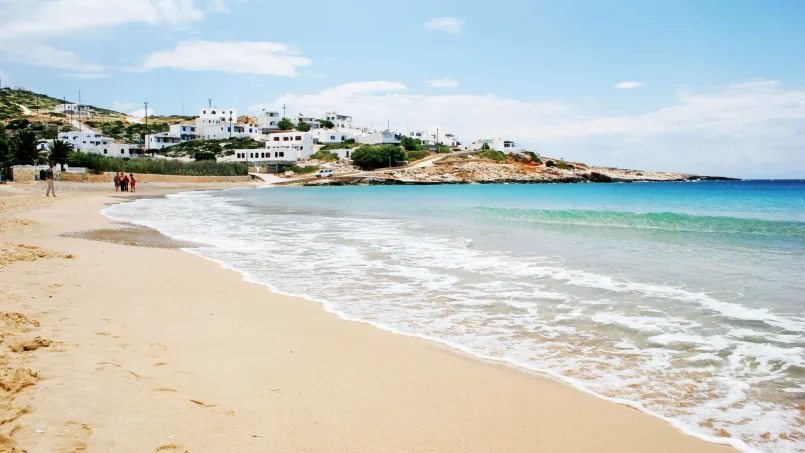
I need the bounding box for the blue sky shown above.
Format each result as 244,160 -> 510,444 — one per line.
1,0 -> 804,178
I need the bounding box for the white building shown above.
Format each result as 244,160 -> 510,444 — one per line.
193,107 -> 258,140
310,128 -> 360,144
54,103 -> 92,117
38,136 -> 143,158
257,110 -> 281,131
325,112 -> 353,129
55,131 -> 114,151
293,114 -> 322,130
356,130 -> 400,145
406,126 -> 457,147
168,124 -> 198,140
463,138 -> 524,153
146,132 -> 183,150
229,132 -> 315,163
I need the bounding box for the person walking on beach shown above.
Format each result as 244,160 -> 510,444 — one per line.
122,174 -> 130,192
45,164 -> 56,197
114,172 -> 120,191
129,174 -> 137,193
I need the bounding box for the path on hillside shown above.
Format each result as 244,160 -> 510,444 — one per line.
69,118 -> 100,134
17,104 -> 32,115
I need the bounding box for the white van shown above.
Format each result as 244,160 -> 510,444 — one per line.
315,169 -> 334,178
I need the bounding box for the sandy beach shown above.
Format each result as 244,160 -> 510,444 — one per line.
0,181 -> 736,453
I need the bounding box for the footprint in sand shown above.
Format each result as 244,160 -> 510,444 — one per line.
155,444 -> 188,452
147,343 -> 168,358
55,421 -> 91,453
189,399 -> 235,416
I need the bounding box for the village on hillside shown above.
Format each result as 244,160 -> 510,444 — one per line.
0,87 -> 732,184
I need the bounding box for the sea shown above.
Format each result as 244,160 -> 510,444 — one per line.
104,180 -> 805,453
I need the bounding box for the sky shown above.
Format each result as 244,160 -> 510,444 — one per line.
1,0 -> 804,178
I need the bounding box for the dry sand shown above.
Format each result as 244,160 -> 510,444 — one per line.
0,181 -> 737,453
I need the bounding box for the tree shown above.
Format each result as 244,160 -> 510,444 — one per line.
400,136 -> 421,151
10,130 -> 41,165
318,119 -> 334,129
297,121 -> 310,132
481,143 -> 490,150
350,145 -> 408,170
48,139 -> 73,170
277,118 -> 294,131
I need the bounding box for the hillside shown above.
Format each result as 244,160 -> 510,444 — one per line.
0,87 -> 139,141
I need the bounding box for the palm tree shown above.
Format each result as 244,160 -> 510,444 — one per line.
10,130 -> 40,165
48,140 -> 73,171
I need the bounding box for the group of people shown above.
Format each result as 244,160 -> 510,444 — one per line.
114,172 -> 136,192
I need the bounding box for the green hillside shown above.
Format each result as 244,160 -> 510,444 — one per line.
0,87 -> 125,121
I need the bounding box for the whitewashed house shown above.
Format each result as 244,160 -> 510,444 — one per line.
169,124 -> 198,140
257,110 -> 281,132
356,130 -> 400,145
228,132 -> 315,164
293,114 -> 322,130
325,112 -> 353,129
406,126 -> 457,147
146,132 -> 183,150
55,131 -> 114,151
54,103 -> 92,117
462,138 -> 524,153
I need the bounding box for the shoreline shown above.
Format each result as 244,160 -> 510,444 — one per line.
1,182 -> 738,453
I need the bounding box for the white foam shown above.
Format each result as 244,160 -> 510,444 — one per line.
102,191 -> 805,453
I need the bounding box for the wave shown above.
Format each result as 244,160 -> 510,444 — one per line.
466,207 -> 805,237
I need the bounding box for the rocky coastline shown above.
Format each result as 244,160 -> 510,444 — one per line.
294,154 -> 738,186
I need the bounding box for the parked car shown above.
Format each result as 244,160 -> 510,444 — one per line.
315,169 -> 334,178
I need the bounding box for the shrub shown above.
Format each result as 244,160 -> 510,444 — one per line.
193,151 -> 217,161
66,152 -> 247,176
526,151 -> 541,163
351,145 -> 408,170
277,118 -> 294,130
318,119 -> 334,129
310,150 -> 338,162
478,149 -> 507,162
406,150 -> 427,161
320,140 -> 358,151
282,163 -> 318,174
297,121 -> 311,132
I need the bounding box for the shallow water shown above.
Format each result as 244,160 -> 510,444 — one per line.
105,180 -> 805,453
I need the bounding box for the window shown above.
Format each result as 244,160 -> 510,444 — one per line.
330,136 -> 335,140
274,152 -> 278,157
295,136 -> 302,141
283,137 -> 289,141
346,151 -> 350,158
260,153 -> 264,158
250,153 -> 254,158
211,110 -> 216,114
274,137 -> 280,141
270,121 -> 276,126
103,149 -> 107,154
279,152 -> 284,157
121,150 -> 125,154
82,140 -> 86,144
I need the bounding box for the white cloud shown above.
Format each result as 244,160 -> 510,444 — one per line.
140,40 -> 312,76
424,77 -> 459,88
424,17 -> 463,34
113,101 -> 141,112
249,79 -> 805,177
127,107 -> 155,118
0,0 -> 224,39
615,81 -> 645,89
0,41 -> 106,77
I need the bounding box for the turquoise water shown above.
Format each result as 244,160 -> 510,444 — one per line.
106,180 -> 805,453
